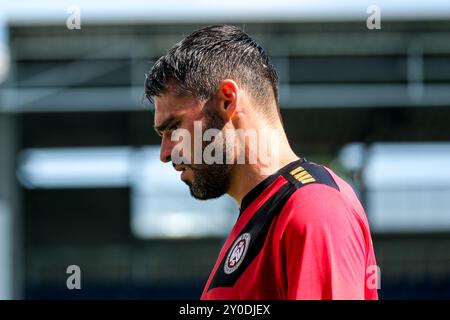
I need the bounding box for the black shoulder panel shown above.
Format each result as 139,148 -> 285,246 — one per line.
281,161 -> 340,191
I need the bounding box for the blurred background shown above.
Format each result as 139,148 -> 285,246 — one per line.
0,0 -> 450,299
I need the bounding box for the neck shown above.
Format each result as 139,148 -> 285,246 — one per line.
227,146 -> 299,207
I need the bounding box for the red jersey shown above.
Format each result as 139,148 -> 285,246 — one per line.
201,158 -> 379,300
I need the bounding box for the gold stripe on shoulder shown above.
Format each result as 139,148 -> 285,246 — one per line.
299,177 -> 316,184
294,171 -> 310,180
290,166 -> 304,176
290,165 -> 317,184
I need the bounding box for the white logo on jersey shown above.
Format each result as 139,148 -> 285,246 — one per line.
224,233 -> 251,275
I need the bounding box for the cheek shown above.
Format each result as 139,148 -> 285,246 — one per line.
169,127 -> 197,164
186,118 -> 205,163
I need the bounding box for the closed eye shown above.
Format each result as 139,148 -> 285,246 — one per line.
165,121 -> 180,135
154,117 -> 181,137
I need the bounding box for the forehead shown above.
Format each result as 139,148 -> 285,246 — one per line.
154,91 -> 202,124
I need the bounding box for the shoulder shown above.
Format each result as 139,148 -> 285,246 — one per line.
277,161 -> 354,235
282,161 -> 343,219
282,184 -> 348,231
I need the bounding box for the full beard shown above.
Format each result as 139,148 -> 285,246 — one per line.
185,162 -> 231,200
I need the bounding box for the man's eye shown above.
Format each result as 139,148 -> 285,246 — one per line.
169,123 -> 179,131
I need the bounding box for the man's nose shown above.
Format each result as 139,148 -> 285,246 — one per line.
159,136 -> 172,163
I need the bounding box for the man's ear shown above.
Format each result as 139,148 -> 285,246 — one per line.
216,79 -> 238,119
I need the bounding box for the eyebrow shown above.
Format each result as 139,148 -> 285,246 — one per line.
153,116 -> 179,136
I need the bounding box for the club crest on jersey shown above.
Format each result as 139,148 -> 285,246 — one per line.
224,233 -> 251,275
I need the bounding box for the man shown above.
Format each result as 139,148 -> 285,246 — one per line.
145,25 -> 379,300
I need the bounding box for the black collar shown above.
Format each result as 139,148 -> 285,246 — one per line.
239,158 -> 307,215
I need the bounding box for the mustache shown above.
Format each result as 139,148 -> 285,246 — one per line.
172,162 -> 194,170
